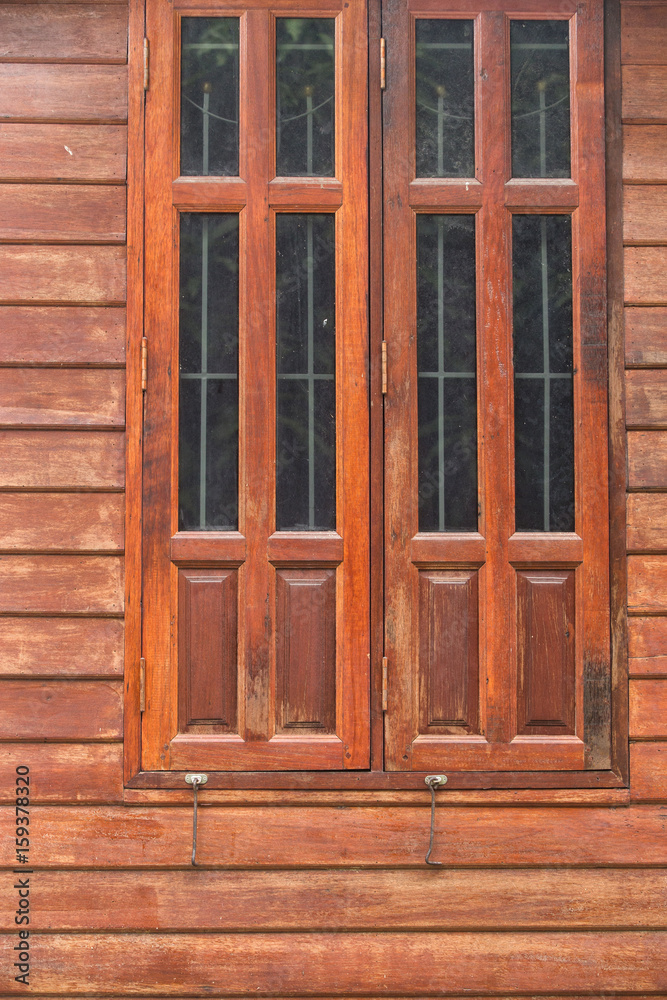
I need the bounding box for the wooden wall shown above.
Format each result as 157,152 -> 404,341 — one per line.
0,0 -> 666,995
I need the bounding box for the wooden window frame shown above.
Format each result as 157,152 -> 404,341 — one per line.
124,0 -> 628,791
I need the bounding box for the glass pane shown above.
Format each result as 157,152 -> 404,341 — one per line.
276,214 -> 335,530
416,20 -> 474,178
179,213 -> 239,530
513,215 -> 574,531
276,18 -> 335,177
511,20 -> 570,178
417,215 -> 477,531
181,18 -> 239,177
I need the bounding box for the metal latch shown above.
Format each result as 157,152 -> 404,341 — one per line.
424,774 -> 447,865
185,773 -> 208,866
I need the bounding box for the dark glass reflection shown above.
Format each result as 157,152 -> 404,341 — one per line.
277,19 -> 335,177
417,215 -> 477,531
511,20 -> 570,178
513,215 -> 574,531
179,213 -> 239,530
276,214 -> 335,530
181,18 -> 239,177
416,19 -> 474,178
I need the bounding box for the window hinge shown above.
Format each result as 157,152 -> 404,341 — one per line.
143,37 -> 150,91
139,657 -> 146,712
382,656 -> 388,711
141,336 -> 148,392
381,340 -> 387,394
380,38 -> 386,90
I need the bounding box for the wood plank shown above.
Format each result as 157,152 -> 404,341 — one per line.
0,931 -> 664,993
0,868 -> 664,931
625,247 -> 667,304
0,369 -> 124,427
624,125 -> 667,182
624,185 -> 667,244
0,64 -> 127,122
623,66 -> 667,122
0,555 -> 123,613
0,616 -> 123,675
0,4 -> 127,62
631,742 -> 667,800
625,306 -> 667,365
0,430 -> 124,488
0,184 -> 125,242
0,246 -> 126,304
0,743 -> 122,803
628,555 -> 667,612
0,306 -> 125,365
630,678 -> 667,737
628,493 -> 667,551
628,430 -> 667,489
629,614 -> 667,656
1,804 -> 665,868
0,494 -> 123,552
0,679 -> 122,739
0,123 -> 126,182
626,369 -> 667,427
621,2 -> 667,64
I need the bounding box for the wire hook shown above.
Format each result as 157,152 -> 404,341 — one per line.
185,773 -> 208,866
424,774 -> 447,865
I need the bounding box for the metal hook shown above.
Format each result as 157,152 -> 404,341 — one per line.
185,773 -> 208,866
424,774 -> 447,865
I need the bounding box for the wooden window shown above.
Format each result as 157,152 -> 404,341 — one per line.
131,0 -> 621,786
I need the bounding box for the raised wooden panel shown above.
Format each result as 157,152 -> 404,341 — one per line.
626,369 -> 667,428
0,493 -> 123,552
0,743 -> 123,803
0,306 -> 125,364
0,184 -> 125,242
0,64 -> 127,122
630,678 -> 667,737
418,570 -> 479,733
0,616 -> 123,676
0,246 -> 126,304
628,430 -> 667,489
621,3 -> 667,65
0,679 -> 122,739
0,430 -> 124,488
622,66 -> 667,123
276,569 -> 336,734
0,4 -> 127,61
630,742 -> 667,801
625,247 -> 667,304
627,493 -> 667,551
0,369 -> 124,426
178,569 -> 238,731
628,555 -> 667,613
0,555 -> 123,613
0,124 -> 127,182
625,307 -> 667,365
624,185 -> 667,244
516,570 -> 575,735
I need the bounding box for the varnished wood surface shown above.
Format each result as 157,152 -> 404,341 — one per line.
0,368 -> 124,426
0,554 -> 123,612
0,245 -> 126,304
0,62 -> 127,121
621,2 -> 667,65
0,429 -> 125,488
0,306 -> 125,364
626,369 -> 667,427
630,678 -> 667,737
0,183 -> 125,242
622,66 -> 667,122
628,430 -> 667,488
630,742 -> 667,801
0,678 -> 122,739
624,185 -> 667,244
0,616 -> 123,674
0,3 -> 127,61
627,493 -> 667,551
0,123 -> 127,182
628,555 -> 667,611
625,307 -> 667,365
0,743 -> 123,802
0,493 -> 123,551
623,124 -> 667,182
625,247 -> 667,304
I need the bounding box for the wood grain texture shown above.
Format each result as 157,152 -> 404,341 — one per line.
628,555 -> 667,612
622,66 -> 667,122
0,931 -> 663,993
625,247 -> 667,304
0,430 -> 124,488
0,306 -> 125,365
0,679 -> 122,739
0,616 -> 123,675
1,804 -> 665,868
0,743 -> 122,802
625,307 -> 667,365
621,2 -> 667,64
626,369 -> 667,427
624,185 -> 667,244
0,123 -> 126,182
0,493 -> 123,552
628,431 -> 667,488
0,369 -> 124,426
630,742 -> 667,800
630,678 -> 667,737
623,124 -> 667,182
0,64 -> 127,122
0,246 -> 126,304
0,4 -> 127,61
627,493 -> 667,551
0,555 -> 123,613
0,184 -> 125,242
629,615 -> 667,656
0,868 -> 665,931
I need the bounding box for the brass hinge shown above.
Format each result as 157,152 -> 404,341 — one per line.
143,37 -> 150,91
139,657 -> 146,712
141,336 -> 148,392
382,656 -> 388,711
380,37 -> 386,90
381,340 -> 387,394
